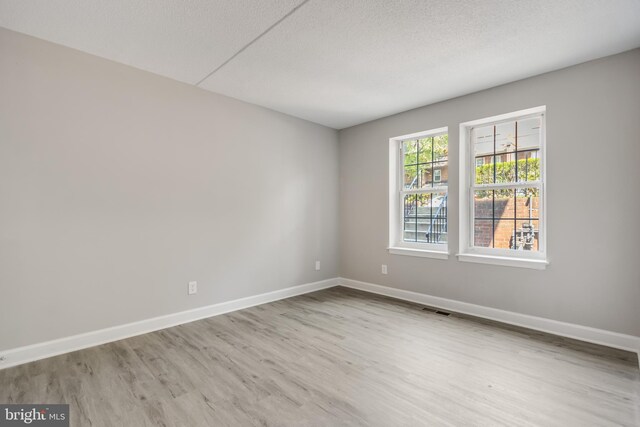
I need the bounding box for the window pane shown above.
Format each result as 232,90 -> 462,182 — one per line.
473,125 -> 494,157
432,162 -> 447,185
403,194 -> 417,242
515,188 -> 540,220
493,217 -> 514,249
495,121 -> 516,155
403,193 -> 447,244
495,152 -> 517,184
433,134 -> 448,161
515,117 -> 540,183
418,163 -> 431,188
474,190 -> 493,219
474,219 -> 493,248
418,138 -> 432,164
475,155 -> 495,184
404,165 -> 418,190
418,192 -> 447,244
494,189 -> 515,219
517,117 -> 541,151
517,149 -> 540,182
433,192 -> 448,243
403,140 -> 417,166
515,220 -> 540,251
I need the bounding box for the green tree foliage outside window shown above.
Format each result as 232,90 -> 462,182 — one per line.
475,158 -> 540,198
403,135 -> 448,166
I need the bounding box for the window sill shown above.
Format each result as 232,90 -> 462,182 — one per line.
456,253 -> 548,270
388,247 -> 449,260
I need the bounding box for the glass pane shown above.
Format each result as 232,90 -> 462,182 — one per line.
515,187 -> 540,220
404,165 -> 417,190
473,125 -> 494,157
495,121 -> 516,155
517,149 -> 540,182
474,190 -> 493,220
433,134 -> 448,162
474,219 -> 493,248
403,194 -> 417,242
432,162 -> 447,185
475,155 -> 494,184
415,192 -> 448,244
515,117 -> 540,182
418,163 -> 431,188
493,217 -> 514,249
403,140 -> 417,166
515,220 -> 540,251
495,152 -> 517,184
517,117 -> 541,151
418,137 -> 432,164
474,189 -> 512,249
494,188 -> 515,218
429,192 -> 448,244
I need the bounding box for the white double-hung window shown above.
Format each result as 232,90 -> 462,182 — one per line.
458,106 -> 547,269
389,127 -> 449,259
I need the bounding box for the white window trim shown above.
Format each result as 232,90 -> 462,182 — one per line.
457,106 -> 548,269
389,127 -> 449,259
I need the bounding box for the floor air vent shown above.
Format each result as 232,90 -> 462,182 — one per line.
421,307 -> 451,316
435,310 -> 451,316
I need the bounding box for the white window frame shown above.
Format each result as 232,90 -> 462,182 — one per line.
388,127 -> 449,259
433,169 -> 442,183
458,106 -> 548,269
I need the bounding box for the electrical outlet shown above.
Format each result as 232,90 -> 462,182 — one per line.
188,281 -> 198,295
315,261 -> 321,271
381,264 -> 388,275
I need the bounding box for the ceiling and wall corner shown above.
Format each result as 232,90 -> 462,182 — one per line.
1,0 -> 639,129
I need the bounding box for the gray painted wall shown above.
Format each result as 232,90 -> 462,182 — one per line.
339,49 -> 640,337
0,28 -> 339,350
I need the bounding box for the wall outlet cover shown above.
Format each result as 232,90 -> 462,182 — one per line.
188,281 -> 198,295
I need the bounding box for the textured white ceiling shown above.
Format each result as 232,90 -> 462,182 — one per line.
0,0 -> 304,84
2,0 -> 640,129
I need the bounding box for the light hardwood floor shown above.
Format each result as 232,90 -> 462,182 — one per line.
1,287 -> 639,426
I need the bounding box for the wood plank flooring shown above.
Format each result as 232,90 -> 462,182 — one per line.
1,287 -> 638,426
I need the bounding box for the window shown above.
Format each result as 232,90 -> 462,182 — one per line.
458,107 -> 547,269
389,127 -> 449,258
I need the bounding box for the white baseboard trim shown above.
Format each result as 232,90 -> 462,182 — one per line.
339,277 -> 640,365
0,277 -> 339,370
3,276 -> 638,371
